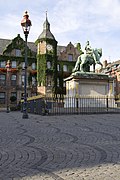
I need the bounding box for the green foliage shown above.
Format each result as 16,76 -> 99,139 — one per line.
52,55 -> 57,95
37,54 -> 47,86
3,34 -> 36,58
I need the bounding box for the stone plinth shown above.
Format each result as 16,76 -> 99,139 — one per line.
64,72 -> 116,108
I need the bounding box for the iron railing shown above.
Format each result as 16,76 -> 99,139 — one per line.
21,95 -> 120,115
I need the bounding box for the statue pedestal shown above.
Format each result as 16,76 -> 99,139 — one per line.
64,72 -> 116,108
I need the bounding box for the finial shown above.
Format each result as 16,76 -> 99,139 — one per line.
46,10 -> 47,19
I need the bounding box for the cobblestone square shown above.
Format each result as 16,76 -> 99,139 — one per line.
0,112 -> 120,180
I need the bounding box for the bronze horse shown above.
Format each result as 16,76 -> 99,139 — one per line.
72,48 -> 103,73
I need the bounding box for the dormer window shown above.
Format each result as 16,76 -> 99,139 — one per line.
15,49 -> 21,57
68,54 -> 73,61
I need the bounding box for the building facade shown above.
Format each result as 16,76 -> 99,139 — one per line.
100,60 -> 120,96
0,16 -> 81,108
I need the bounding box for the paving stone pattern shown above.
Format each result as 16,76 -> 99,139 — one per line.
0,112 -> 120,180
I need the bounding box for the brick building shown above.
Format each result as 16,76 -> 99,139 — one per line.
100,60 -> 120,96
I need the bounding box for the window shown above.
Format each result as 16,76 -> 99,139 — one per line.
21,75 -> 25,85
0,92 -> 5,104
32,77 -> 36,86
57,78 -> 59,86
11,92 -> 17,97
68,54 -> 73,61
63,82 -> 66,87
11,75 -> 17,86
63,65 -> 68,72
32,63 -> 36,70
47,61 -> 51,69
22,62 -> 25,69
11,74 -> 16,80
11,61 -> 16,68
15,49 -> 21,57
11,92 -> 17,103
0,74 -> 6,86
46,76 -> 51,86
57,64 -> 60,71
0,61 -> 5,68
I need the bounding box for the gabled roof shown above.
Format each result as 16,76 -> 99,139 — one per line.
0,35 -> 37,55
0,39 -> 11,54
27,42 -> 37,53
107,60 -> 120,68
57,45 -> 66,56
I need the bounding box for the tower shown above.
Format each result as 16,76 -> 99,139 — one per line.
36,13 -> 58,96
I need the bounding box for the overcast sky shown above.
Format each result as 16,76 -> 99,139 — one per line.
0,0 -> 120,63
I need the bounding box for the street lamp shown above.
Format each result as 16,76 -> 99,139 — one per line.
6,60 -> 11,113
21,11 -> 32,119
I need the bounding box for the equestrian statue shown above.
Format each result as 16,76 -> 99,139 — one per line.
72,41 -> 103,73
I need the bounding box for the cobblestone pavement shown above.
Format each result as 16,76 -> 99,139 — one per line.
0,112 -> 120,180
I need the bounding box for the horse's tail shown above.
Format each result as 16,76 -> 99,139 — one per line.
72,55 -> 81,72
93,48 -> 102,66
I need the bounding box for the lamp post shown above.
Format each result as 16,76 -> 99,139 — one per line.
6,60 -> 11,113
21,11 -> 32,119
